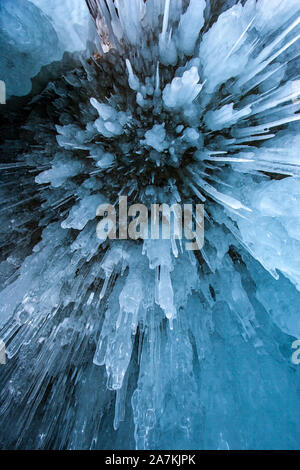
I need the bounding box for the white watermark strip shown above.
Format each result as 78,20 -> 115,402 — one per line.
96,197 -> 204,251
291,339 -> 300,365
0,340 -> 6,365
0,81 -> 6,105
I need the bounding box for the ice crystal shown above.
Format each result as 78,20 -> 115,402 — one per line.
0,0 -> 300,450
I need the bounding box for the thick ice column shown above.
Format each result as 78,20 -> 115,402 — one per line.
177,0 -> 205,56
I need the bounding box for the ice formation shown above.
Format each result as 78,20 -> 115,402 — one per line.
0,0 -> 92,98
0,0 -> 300,450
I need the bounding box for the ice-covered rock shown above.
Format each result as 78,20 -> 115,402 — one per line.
0,0 -> 61,97
0,0 -> 91,98
29,0 -> 91,52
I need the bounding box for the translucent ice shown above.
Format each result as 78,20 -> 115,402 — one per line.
0,0 -> 92,98
0,0 -> 61,97
29,0 -> 91,52
0,0 -> 300,452
162,66 -> 203,109
177,0 -> 205,56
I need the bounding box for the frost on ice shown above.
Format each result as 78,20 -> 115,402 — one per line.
0,0 -> 300,450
